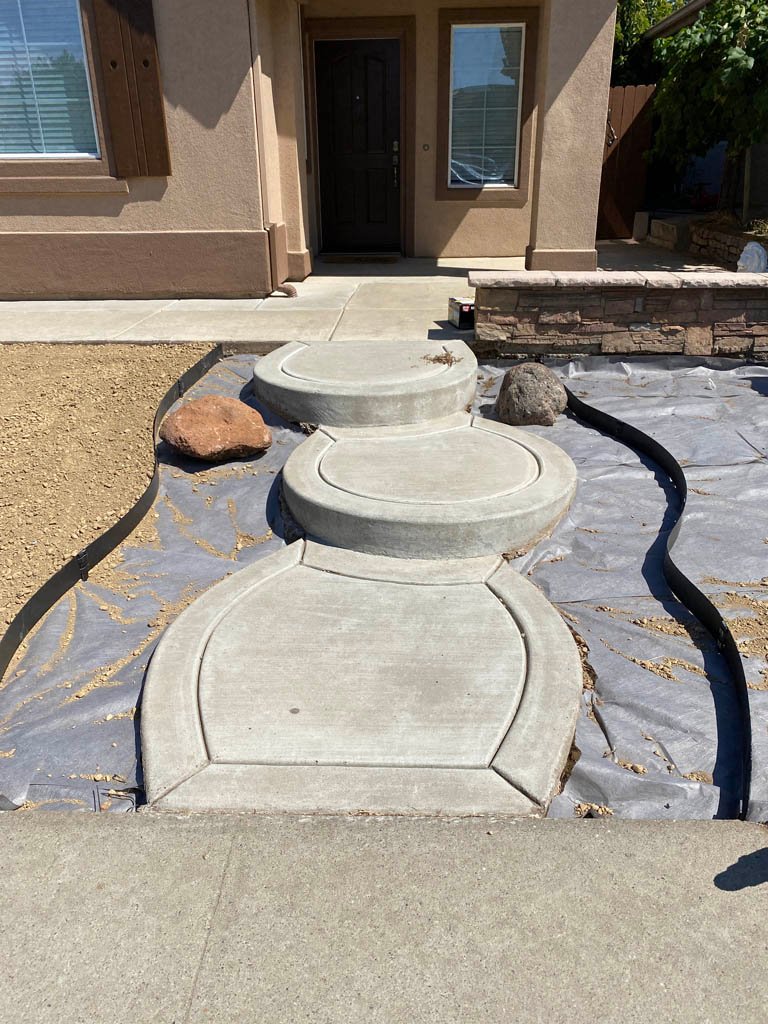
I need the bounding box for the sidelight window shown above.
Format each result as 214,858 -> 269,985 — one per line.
448,23 -> 524,188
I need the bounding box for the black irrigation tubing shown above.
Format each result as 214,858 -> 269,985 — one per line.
565,387 -> 752,822
0,344 -> 225,688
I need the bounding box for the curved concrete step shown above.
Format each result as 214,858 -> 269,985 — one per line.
252,338 -> 477,427
283,413 -> 577,559
141,541 -> 581,815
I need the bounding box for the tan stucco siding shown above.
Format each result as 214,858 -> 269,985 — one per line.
0,0 -> 616,295
251,0 -> 313,278
527,0 -> 617,268
0,0 -> 264,232
302,0 -> 544,258
0,0 -> 275,297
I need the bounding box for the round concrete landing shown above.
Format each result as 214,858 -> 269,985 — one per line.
252,338 -> 477,427
141,541 -> 581,816
283,413 -> 577,559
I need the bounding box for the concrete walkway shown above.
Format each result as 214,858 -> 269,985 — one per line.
0,245 -> 725,346
142,336 -> 580,816
0,266 -> 482,346
2,812 -> 767,1023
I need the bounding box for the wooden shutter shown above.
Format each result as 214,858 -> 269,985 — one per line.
91,0 -> 171,177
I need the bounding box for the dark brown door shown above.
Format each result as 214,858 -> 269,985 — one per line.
315,38 -> 401,253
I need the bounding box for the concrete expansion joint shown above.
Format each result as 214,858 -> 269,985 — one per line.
141,340 -> 583,816
490,765 -> 544,812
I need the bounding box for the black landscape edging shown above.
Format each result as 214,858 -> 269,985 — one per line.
0,354 -> 753,820
565,387 -> 752,821
0,345 -> 225,687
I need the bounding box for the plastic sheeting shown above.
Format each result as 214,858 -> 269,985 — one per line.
0,356 -> 305,810
528,357 -> 767,821
1,355 -> 765,819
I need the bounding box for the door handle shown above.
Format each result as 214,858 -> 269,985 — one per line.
393,152 -> 399,190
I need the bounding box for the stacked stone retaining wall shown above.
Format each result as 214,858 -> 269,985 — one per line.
689,221 -> 761,269
471,271 -> 768,361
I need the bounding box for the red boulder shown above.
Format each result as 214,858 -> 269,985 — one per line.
160,395 -> 272,462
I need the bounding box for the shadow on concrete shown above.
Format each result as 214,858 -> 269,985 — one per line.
427,321 -> 475,341
313,259 -> 474,278
714,848 -> 768,890
597,239 -> 728,273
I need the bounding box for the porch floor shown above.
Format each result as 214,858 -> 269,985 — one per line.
0,242 -> 725,346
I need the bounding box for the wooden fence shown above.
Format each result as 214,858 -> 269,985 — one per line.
597,84 -> 656,240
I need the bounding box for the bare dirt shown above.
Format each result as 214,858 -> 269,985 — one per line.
716,591 -> 768,690
0,344 -> 212,631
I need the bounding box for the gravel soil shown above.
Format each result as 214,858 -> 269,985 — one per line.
0,344 -> 212,630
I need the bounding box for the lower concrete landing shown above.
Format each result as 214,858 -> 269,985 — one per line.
283,413 -> 577,558
252,338 -> 477,426
141,541 -> 581,815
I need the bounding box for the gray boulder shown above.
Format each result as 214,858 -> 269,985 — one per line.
494,362 -> 567,427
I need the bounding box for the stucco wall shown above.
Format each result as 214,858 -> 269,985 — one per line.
300,0 -> 614,262
527,0 -> 616,269
302,0 -> 547,258
0,0 -> 272,297
251,0 -> 313,279
0,0 -> 616,295
0,0 -> 264,231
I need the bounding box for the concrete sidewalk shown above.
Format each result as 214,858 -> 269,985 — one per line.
2,813 -> 767,1023
0,261 -> 490,346
0,246 -> 725,346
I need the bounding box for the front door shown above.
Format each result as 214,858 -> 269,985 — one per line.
315,38 -> 401,254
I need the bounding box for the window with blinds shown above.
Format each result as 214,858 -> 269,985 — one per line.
0,0 -> 99,157
448,24 -> 524,188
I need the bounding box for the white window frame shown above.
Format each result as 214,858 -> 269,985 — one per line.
1,0 -> 101,160
447,21 -> 525,190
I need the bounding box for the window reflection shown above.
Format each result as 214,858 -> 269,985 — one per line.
0,0 -> 99,156
449,24 -> 523,187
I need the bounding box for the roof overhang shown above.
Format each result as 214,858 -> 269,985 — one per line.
643,0 -> 712,41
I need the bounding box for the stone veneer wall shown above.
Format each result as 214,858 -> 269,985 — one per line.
689,221 -> 762,270
470,271 -> 768,361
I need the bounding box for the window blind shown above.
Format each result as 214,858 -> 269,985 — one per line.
0,0 -> 99,157
449,24 -> 523,188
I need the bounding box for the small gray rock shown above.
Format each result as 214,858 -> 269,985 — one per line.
494,362 -> 567,427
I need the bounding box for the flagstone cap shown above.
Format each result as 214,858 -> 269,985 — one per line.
468,270 -> 767,289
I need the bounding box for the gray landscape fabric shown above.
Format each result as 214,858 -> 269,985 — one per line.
0,355 -> 765,819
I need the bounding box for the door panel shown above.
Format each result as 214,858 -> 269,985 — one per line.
315,38 -> 401,253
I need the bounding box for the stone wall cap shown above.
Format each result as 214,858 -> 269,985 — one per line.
677,272 -> 768,288
470,269 -> 768,290
639,272 -> 684,289
560,271 -> 646,287
468,271 -> 555,288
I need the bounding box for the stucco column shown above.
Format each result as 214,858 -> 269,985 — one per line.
526,0 -> 616,271
269,0 -> 313,279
